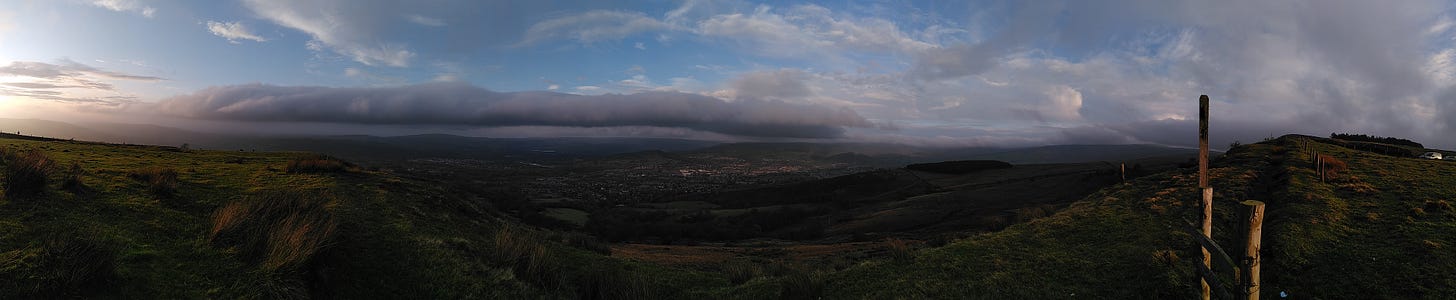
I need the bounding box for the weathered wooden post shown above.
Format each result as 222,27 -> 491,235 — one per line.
1121,162 -> 1127,183
1318,154 -> 1325,183
1198,95 -> 1213,300
1241,200 -> 1266,300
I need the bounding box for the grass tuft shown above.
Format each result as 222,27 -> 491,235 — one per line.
491,224 -> 561,287
885,238 -> 913,262
285,154 -> 354,174
778,269 -> 826,300
60,162 -> 85,192
723,259 -> 762,284
1,232 -> 118,298
577,266 -> 657,300
129,166 -> 179,197
3,149 -> 54,197
210,190 -> 338,273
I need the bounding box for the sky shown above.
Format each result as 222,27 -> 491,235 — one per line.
1,0 -> 1455,149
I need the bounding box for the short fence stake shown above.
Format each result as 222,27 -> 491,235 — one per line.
1241,200 -> 1266,300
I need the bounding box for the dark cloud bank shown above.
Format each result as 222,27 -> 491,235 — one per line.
155,82 -> 871,138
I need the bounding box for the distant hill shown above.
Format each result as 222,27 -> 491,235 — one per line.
956,144 -> 1204,164
0,118 -> 1203,166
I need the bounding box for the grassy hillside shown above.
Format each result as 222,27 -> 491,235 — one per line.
4,133 -> 1452,299
0,137 -> 730,299
812,135 -> 1456,298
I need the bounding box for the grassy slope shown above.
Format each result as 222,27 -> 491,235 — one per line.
6,134 -> 1453,299
821,136 -> 1456,298
0,138 -> 727,299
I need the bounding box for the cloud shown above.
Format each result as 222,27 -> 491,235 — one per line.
90,0 -> 155,18
243,0 -> 415,67
517,3 -> 932,61
697,5 -> 934,58
406,14 -> 445,27
516,10 -> 670,46
0,59 -> 161,106
154,82 -> 872,138
731,69 -> 813,101
206,21 -> 267,43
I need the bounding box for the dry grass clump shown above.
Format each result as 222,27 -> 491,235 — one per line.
3,149 -> 54,197
576,266 -> 656,300
285,154 -> 355,174
778,269 -> 826,300
885,238 -> 913,262
129,166 -> 179,197
491,224 -> 560,287
1151,249 -> 1180,267
723,259 -> 762,284
209,190 -> 338,273
553,231 -> 611,255
60,162 -> 85,192
1014,204 -> 1059,222
1423,200 -> 1455,216
1318,154 -> 1348,179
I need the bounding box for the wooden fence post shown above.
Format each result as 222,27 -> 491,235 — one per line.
1121,162 -> 1127,183
1318,154 -> 1325,183
1198,95 -> 1212,300
1241,200 -> 1266,300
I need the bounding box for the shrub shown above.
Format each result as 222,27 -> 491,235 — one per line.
3,149 -> 54,197
129,167 -> 178,197
210,190 -> 338,273
285,154 -> 354,174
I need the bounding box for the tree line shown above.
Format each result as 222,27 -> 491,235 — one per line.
1330,133 -> 1423,148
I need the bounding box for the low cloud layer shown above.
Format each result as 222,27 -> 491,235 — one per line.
154,82 -> 872,138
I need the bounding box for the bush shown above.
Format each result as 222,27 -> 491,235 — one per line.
286,154 -> 354,174
210,190 -> 338,274
3,149 -> 54,197
129,167 -> 178,197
